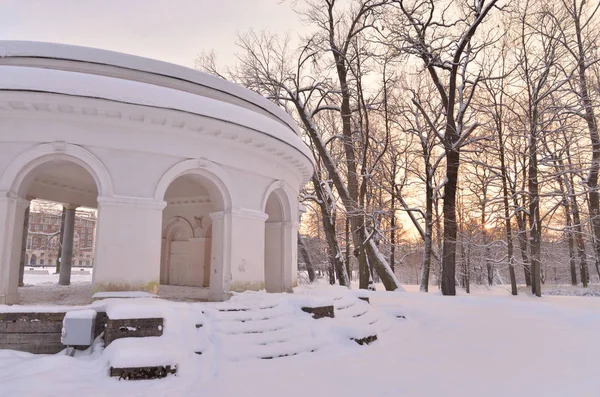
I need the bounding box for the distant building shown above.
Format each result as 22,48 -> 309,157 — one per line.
25,206 -> 96,268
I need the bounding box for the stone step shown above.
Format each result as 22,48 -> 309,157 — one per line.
222,336 -> 324,361
217,324 -> 306,345
110,365 -> 176,380
104,317 -> 164,346
213,316 -> 294,335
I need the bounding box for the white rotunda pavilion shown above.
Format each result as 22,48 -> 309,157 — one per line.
0,41 -> 313,305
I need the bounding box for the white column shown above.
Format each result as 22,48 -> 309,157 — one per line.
230,209 -> 269,292
0,194 -> 29,304
92,197 -> 166,295
282,220 -> 297,292
265,222 -> 284,293
58,204 -> 78,285
207,209 -> 269,300
208,211 -> 231,301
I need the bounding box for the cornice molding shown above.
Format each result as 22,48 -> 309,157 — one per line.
0,94 -> 314,184
97,196 -> 167,210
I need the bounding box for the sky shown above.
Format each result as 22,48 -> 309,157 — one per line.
0,0 -> 306,69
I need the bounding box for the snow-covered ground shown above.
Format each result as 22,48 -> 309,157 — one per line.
19,270 -> 94,305
2,278 -> 599,397
19,271 -> 213,305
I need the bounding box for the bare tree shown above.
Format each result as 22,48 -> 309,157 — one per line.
383,0 -> 500,294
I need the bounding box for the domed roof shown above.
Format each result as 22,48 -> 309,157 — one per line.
0,41 -> 313,165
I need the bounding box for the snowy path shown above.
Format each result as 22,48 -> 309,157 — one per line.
1,286 -> 599,396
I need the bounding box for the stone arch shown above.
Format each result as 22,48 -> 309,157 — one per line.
154,159 -> 235,210
263,181 -> 295,293
0,143 -> 108,304
162,216 -> 195,240
160,216 -> 196,285
0,142 -> 113,198
157,161 -> 231,290
261,180 -> 294,223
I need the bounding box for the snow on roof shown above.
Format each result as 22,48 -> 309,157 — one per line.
0,40 -> 298,133
0,65 -> 312,162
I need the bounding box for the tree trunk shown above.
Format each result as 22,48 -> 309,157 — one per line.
390,187 -> 396,273
496,113 -> 518,295
573,10 -> 600,285
18,206 -> 30,287
528,113 -> 542,297
55,207 -> 67,274
345,217 -> 351,281
298,232 -> 316,283
312,176 -> 349,287
419,167 -> 434,292
420,217 -> 433,292
441,149 -> 460,295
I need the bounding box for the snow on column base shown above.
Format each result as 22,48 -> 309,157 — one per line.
2,292 -> 18,305
92,281 -> 159,295
208,290 -> 232,302
229,281 -> 265,293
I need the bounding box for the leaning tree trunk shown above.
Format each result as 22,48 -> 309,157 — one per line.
312,176 -> 349,287
298,232 -> 316,283
294,101 -> 399,291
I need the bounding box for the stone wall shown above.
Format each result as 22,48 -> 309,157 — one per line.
0,312 -> 65,354
0,310 -> 107,354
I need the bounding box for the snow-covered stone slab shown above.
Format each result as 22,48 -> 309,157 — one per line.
102,300 -> 165,345
110,365 -> 177,380
291,296 -> 334,308
348,289 -> 371,303
300,305 -> 334,319
103,300 -> 163,320
104,337 -> 177,379
104,317 -> 163,346
0,312 -> 65,354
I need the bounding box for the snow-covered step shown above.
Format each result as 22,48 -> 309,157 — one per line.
205,305 -> 291,323
217,323 -> 308,346
333,295 -> 360,311
213,316 -> 295,335
335,301 -> 370,319
221,335 -> 325,361
103,337 -> 179,379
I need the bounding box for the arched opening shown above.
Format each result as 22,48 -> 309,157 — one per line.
159,172 -> 226,299
264,190 -> 287,293
8,157 -> 100,305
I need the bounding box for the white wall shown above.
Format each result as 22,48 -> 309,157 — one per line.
161,202 -> 214,288
0,81 -> 310,303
